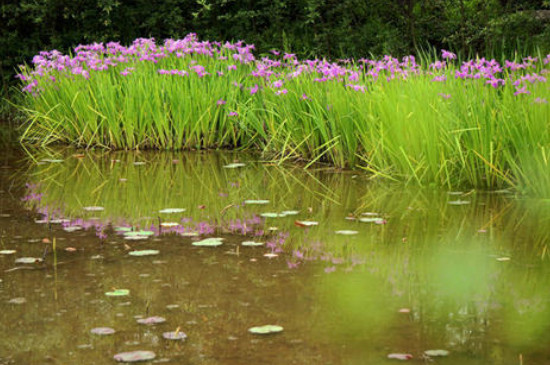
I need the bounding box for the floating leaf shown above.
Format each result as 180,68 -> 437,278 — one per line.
424,349 -> 449,357
162,331 -> 187,340
83,206 -> 104,212
8,297 -> 26,304
248,325 -> 284,334
160,222 -> 179,227
244,199 -> 270,205
280,210 -> 299,215
359,217 -> 386,224
137,316 -> 166,325
63,226 -> 82,232
91,327 -> 115,335
260,212 -> 284,218
15,257 -> 43,264
115,226 -> 133,232
223,163 -> 246,168
113,351 -> 156,363
159,208 -> 186,214
193,238 -> 224,247
0,250 -> 16,255
387,353 -> 413,360
241,241 -> 264,247
124,236 -> 149,241
124,231 -> 155,237
335,230 -> 358,235
294,220 -> 318,227
105,289 -> 129,297
448,200 -> 470,205
129,250 -> 159,257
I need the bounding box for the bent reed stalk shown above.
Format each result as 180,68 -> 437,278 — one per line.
15,34 -> 550,195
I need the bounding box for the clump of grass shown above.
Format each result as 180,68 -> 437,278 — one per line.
16,34 -> 550,194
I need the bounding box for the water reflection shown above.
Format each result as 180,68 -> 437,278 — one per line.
0,148 -> 548,363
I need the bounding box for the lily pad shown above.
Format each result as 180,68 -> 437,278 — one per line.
123,230 -> 155,237
223,163 -> 246,168
15,257 -> 43,264
63,226 -> 83,232
248,325 -> 284,334
105,289 -> 130,297
8,297 -> 26,304
260,212 -> 285,218
113,350 -> 156,363
159,208 -> 186,214
193,238 -> 224,247
137,316 -> 166,325
241,241 -> 264,247
129,250 -> 159,257
359,217 -> 386,224
124,236 -> 149,241
281,210 -> 299,216
448,200 -> 471,205
160,222 -> 179,227
0,250 -> 16,255
335,230 -> 359,235
91,327 -> 115,335
387,353 -> 413,360
115,227 -> 133,232
83,206 -> 105,212
244,200 -> 270,205
295,220 -> 318,227
424,349 -> 449,357
162,331 -> 187,340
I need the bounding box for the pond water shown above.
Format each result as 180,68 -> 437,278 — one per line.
1,145 -> 550,364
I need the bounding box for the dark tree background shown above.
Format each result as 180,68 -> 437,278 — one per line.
2,0 -> 550,90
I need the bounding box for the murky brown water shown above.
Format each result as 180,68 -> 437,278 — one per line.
1,142 -> 550,364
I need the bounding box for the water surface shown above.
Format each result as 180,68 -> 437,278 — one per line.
1,148 -> 550,364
